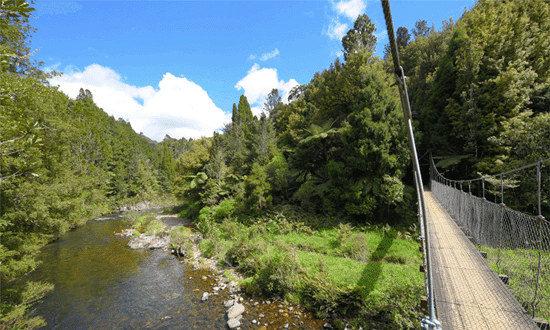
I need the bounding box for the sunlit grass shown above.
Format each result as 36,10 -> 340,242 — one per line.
193,216 -> 425,328
480,245 -> 550,322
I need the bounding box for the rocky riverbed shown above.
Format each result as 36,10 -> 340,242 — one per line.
119,214 -> 341,330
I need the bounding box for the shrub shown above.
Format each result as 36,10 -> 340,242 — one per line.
0,281 -> 54,330
301,273 -> 363,318
132,213 -> 158,234
341,233 -> 370,262
252,248 -> 303,295
170,226 -> 192,246
212,199 -> 235,220
199,238 -> 233,263
337,222 -> 354,246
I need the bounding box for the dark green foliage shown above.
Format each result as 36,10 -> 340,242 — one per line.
236,95 -> 254,130
287,50 -> 410,221
410,0 -> 550,178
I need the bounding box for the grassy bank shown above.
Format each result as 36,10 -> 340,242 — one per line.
172,205 -> 425,329
481,245 -> 550,322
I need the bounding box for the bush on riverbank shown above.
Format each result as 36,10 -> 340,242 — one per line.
0,281 -> 54,330
130,213 -> 166,236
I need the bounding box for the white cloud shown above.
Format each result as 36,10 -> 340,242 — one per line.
375,29 -> 388,42
326,19 -> 348,40
234,63 -> 299,116
260,48 -> 280,61
374,29 -> 388,54
324,0 -> 366,43
334,0 -> 365,21
50,64 -> 230,141
44,62 -> 61,73
248,48 -> 280,62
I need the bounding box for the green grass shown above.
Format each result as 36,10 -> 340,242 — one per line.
194,215 -> 425,329
279,227 -> 421,265
480,245 -> 550,322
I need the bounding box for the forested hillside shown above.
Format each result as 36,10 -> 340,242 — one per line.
399,0 -> 550,174
397,0 -> 550,214
1,3 -> 177,326
173,34 -> 414,225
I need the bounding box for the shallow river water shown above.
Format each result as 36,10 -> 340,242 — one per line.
22,214 -> 327,330
24,214 -> 226,329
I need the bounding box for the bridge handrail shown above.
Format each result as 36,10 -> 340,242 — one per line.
431,156 -> 550,185
430,154 -> 550,326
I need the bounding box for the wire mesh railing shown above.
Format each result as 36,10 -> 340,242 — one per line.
430,156 -> 550,327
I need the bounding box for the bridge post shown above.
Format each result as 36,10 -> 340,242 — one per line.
482,178 -> 485,200
500,174 -> 504,206
532,161 -> 545,319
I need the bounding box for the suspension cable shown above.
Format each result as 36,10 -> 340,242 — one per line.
380,1 -> 441,329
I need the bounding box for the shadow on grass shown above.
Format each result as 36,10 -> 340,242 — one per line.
357,229 -> 397,297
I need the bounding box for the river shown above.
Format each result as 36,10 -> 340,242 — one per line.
21,213 -> 326,330
23,213 -> 227,329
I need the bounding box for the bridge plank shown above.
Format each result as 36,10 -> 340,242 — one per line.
425,191 -> 539,329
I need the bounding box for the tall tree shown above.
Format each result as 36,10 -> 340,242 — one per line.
0,0 -> 44,78
237,94 -> 253,127
412,20 -> 434,39
396,27 -> 411,50
231,103 -> 238,125
341,14 -> 377,61
263,88 -> 282,118
383,26 -> 410,61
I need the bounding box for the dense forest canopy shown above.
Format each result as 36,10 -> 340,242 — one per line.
2,0 -> 550,327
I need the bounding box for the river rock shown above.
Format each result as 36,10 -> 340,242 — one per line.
224,300 -> 234,308
201,292 -> 210,301
227,303 -> 245,319
227,318 -> 240,329
128,233 -> 170,250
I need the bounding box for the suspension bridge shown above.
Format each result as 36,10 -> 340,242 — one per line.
426,157 -> 549,329
380,1 -> 550,328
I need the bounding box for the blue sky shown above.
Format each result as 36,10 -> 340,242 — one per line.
32,0 -> 474,141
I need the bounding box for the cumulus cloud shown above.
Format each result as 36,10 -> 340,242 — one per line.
324,0 -> 366,42
50,64 -> 230,141
234,63 -> 299,117
334,0 -> 365,21
326,19 -> 348,40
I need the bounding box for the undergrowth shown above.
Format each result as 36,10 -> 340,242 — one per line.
179,202 -> 425,329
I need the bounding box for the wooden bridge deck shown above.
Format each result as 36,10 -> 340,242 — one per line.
425,191 -> 539,329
